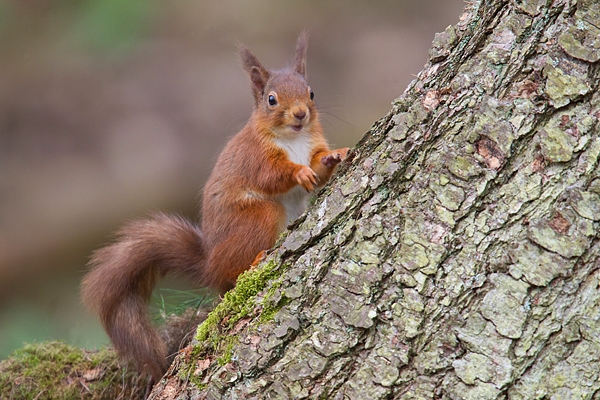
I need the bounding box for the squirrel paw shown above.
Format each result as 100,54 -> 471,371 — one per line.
250,250 -> 267,270
295,165 -> 317,192
321,148 -> 350,169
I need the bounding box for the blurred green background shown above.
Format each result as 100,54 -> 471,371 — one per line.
0,0 -> 465,358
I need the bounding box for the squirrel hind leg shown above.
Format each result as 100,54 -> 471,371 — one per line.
204,202 -> 283,294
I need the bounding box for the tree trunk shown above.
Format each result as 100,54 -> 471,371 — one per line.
149,0 -> 600,398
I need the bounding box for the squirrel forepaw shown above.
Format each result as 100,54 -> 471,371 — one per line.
295,166 -> 318,192
321,148 -> 350,169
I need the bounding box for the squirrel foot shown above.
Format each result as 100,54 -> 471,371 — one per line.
250,250 -> 267,270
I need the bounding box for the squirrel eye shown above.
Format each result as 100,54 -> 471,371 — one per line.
309,89 -> 314,100
268,94 -> 277,106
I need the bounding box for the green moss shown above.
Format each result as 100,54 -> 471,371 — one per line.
0,341 -> 145,399
195,260 -> 281,343
184,260 -> 288,381
259,296 -> 292,324
216,335 -> 239,366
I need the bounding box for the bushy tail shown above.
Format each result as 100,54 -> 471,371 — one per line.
81,213 -> 206,381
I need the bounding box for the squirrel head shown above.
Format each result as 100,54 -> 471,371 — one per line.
239,31 -> 317,137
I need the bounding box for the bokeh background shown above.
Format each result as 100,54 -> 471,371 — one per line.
0,0 -> 465,357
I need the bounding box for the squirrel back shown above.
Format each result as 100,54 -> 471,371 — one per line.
81,31 -> 349,382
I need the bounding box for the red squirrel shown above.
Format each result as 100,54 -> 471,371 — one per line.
81,31 -> 349,381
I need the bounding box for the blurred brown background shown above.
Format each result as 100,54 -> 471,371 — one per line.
0,0 -> 464,357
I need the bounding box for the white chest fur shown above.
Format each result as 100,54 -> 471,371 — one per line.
273,132 -> 313,224
273,131 -> 312,166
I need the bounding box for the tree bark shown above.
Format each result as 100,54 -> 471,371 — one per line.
149,0 -> 600,398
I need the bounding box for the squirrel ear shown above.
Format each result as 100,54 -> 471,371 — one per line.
239,44 -> 270,100
294,30 -> 309,78
249,66 -> 268,97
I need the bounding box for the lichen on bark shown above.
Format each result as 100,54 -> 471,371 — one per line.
150,0 -> 600,398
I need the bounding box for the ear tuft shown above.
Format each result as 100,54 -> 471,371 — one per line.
295,30 -> 309,78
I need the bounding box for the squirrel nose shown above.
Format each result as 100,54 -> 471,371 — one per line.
294,110 -> 306,121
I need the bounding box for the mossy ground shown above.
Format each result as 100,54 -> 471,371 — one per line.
0,341 -> 146,400
0,261 -> 293,397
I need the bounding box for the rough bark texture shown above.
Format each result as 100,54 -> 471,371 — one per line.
150,0 -> 600,398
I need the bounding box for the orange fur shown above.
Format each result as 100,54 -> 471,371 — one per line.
81,31 -> 349,381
